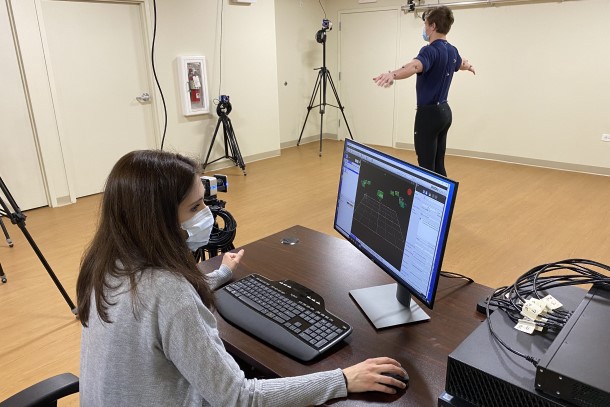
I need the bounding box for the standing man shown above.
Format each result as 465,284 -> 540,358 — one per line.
374,6 -> 475,177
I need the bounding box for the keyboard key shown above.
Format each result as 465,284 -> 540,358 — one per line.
315,339 -> 328,348
238,296 -> 263,312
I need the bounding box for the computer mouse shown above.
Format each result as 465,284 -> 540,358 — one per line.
381,371 -> 409,390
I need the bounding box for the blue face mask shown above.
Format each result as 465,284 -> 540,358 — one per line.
181,206 -> 214,251
422,27 -> 430,42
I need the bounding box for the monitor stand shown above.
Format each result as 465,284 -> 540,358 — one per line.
349,283 -> 430,329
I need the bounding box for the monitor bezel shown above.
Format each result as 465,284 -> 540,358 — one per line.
333,139 -> 459,310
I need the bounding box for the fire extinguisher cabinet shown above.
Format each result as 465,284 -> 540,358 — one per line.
177,56 -> 210,116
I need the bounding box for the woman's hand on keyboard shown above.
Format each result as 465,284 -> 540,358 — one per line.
222,249 -> 244,272
342,357 -> 407,394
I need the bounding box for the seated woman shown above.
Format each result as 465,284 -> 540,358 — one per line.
77,149 -> 407,406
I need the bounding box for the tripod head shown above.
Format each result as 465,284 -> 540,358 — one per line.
216,95 -> 232,117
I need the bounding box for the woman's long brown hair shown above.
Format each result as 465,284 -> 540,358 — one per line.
76,150 -> 214,326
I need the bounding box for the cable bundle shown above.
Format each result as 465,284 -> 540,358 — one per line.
484,259 -> 610,366
208,202 -> 237,248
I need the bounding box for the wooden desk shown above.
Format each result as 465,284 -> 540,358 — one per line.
199,225 -> 489,406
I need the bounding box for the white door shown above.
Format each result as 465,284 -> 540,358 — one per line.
39,0 -> 157,197
0,5 -> 47,210
339,9 -> 398,147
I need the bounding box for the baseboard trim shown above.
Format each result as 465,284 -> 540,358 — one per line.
394,142 -> 610,177
281,133 -> 338,149
201,149 -> 280,174
55,195 -> 73,206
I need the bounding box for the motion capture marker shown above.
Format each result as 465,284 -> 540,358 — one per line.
281,237 -> 300,245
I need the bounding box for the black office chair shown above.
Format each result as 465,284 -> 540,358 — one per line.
0,373 -> 79,407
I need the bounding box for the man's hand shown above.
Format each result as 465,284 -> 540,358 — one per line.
373,72 -> 394,88
461,59 -> 476,75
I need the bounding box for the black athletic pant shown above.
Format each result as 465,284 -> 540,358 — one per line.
414,102 -> 452,177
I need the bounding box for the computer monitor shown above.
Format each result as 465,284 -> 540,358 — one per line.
333,140 -> 459,329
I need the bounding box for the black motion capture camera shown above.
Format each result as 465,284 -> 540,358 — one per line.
217,94 -> 232,116
316,19 -> 333,44
201,174 -> 228,202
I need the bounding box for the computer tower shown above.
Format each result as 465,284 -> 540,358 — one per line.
438,286 -> 588,407
535,285 -> 610,406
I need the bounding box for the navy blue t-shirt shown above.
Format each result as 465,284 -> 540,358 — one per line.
414,40 -> 461,106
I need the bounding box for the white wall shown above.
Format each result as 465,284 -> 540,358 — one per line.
153,0 -> 281,164
274,0 -> 328,146
1,0 -> 283,209
313,0 -> 610,173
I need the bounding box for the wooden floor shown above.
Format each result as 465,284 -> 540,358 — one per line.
1,140 -> 609,404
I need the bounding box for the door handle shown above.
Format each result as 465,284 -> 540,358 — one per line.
136,93 -> 150,102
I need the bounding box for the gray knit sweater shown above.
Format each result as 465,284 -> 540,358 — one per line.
80,264 -> 347,406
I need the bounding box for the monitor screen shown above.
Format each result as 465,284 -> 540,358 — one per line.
334,140 -> 458,327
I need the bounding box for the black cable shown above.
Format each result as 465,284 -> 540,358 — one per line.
440,270 -> 474,283
152,0 -> 168,150
485,287 -> 541,367
192,200 -> 236,263
218,0 -> 224,97
318,0 -> 326,18
486,259 -> 610,367
208,204 -> 237,247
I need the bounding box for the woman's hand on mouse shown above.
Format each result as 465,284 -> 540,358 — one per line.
342,357 -> 407,393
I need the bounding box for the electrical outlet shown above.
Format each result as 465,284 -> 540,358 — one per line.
602,134 -> 610,142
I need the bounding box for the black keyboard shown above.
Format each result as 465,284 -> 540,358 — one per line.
215,274 -> 352,361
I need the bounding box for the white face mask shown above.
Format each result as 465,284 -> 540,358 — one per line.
181,206 -> 214,251
422,27 -> 430,42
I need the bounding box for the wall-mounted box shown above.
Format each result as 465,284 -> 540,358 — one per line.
177,56 -> 210,116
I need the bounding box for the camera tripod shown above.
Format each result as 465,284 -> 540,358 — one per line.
202,102 -> 247,175
193,197 -> 236,262
0,176 -> 77,314
297,27 -> 354,156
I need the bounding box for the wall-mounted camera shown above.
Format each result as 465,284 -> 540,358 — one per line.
404,0 -> 415,13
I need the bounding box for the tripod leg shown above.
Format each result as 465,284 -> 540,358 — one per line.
0,178 -> 74,310
17,223 -> 77,314
202,118 -> 223,171
0,261 -> 6,283
221,116 -> 231,160
319,68 -> 327,156
326,72 -> 354,140
0,216 -> 13,247
319,95 -> 324,157
224,117 -> 247,175
297,70 -> 323,146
